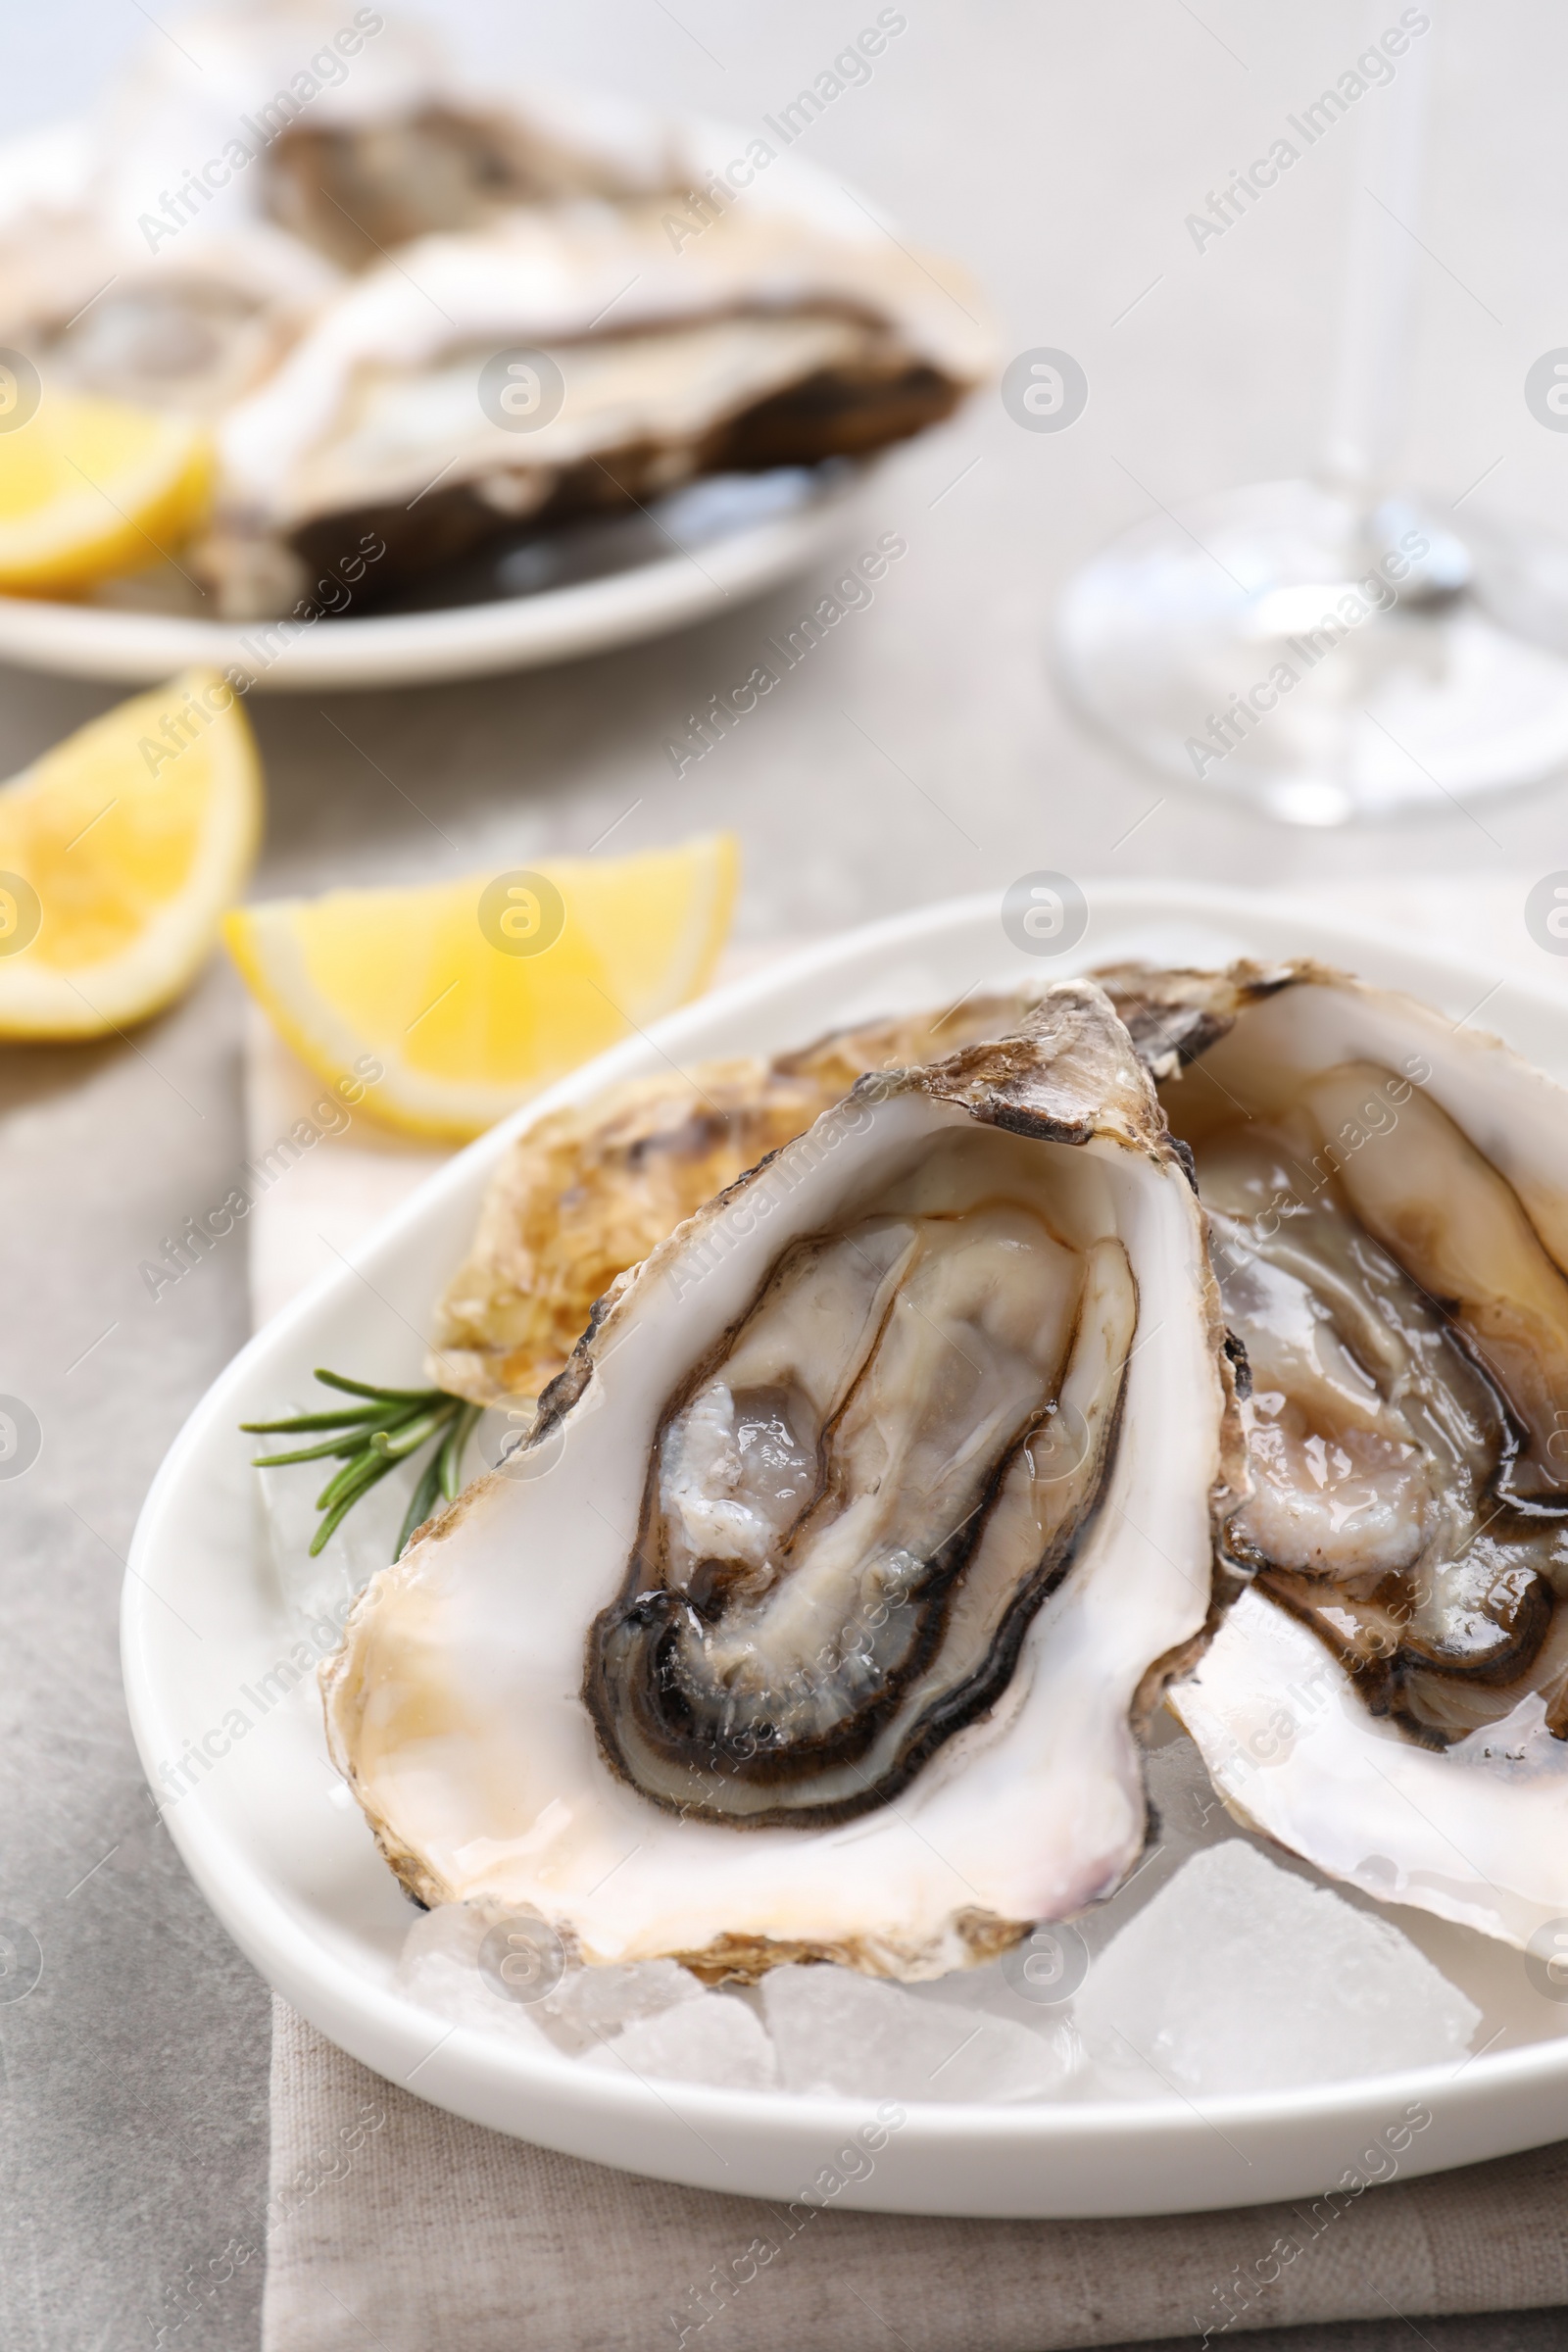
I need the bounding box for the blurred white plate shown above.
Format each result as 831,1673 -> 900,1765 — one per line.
122,881 -> 1568,2217
0,460 -> 872,691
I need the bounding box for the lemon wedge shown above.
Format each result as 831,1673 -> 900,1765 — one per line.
224,835 -> 740,1141
0,392 -> 212,598
0,668 -> 262,1037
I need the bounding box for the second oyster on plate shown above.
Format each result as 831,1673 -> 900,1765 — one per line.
323,981 -> 1241,1980
1102,959 -> 1568,1949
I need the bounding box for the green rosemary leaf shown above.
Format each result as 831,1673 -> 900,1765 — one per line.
314,1369 -> 446,1404
250,1397 -> 440,1468
250,1433 -> 373,1468
240,1406 -> 387,1434
396,1447 -> 448,1561
314,1445 -> 399,1516
439,1402 -> 484,1501
310,1451 -> 401,1556
370,1403 -> 458,1462
245,1364 -> 482,1562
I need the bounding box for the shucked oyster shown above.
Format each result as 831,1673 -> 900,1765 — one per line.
0,3 -> 987,615
324,983 -> 1240,1979
1102,960 -> 1568,1948
204,199 -> 989,612
429,988 -> 1045,1408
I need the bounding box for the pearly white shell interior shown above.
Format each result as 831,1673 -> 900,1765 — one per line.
328,1086 -> 1222,1977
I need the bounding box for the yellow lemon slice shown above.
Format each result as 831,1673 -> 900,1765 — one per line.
224,835 -> 740,1142
0,668 -> 262,1037
0,390 -> 212,598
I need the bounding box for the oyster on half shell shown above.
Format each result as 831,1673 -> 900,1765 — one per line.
323,982 -> 1240,1980
204,198 -> 988,613
1100,960 -> 1568,1949
0,2 -> 988,616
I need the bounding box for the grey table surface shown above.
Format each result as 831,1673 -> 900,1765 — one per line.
4,3 -> 1568,2347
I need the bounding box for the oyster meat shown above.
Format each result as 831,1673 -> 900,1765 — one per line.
325,983 -> 1239,1980
1102,960 -> 1568,1948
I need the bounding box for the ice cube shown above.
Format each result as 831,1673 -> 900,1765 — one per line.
1062,1728 -> 1240,1969
583,1990 -> 779,2090
1143,1726 -> 1241,1871
396,1904 -> 720,2062
1072,1839 -> 1480,2098
903,1949 -> 1085,2038
541,1958 -> 707,2056
394,1903 -> 555,2056
906,1957 -> 1034,2015
761,1964 -> 1080,2102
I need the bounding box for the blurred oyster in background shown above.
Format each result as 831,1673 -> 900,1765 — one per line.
0,0 -> 991,613
206,201 -> 987,613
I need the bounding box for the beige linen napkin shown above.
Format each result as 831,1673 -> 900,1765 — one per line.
249,883 -> 1568,2352
261,1999 -> 1568,2351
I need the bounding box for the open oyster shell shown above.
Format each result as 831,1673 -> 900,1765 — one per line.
203,200 -> 989,612
428,987 -> 1047,1409
324,982 -> 1241,1981
1102,959 -> 1568,1949
0,3 -> 988,615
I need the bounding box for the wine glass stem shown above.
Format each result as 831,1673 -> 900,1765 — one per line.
1319,2 -> 1436,509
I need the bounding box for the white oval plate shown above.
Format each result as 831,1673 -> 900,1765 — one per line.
122,881 -> 1568,2217
0,461 -> 871,691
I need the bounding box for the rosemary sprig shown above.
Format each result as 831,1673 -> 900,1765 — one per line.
244,1370 -> 482,1559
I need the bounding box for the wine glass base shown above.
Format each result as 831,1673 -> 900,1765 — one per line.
1055,478 -> 1568,826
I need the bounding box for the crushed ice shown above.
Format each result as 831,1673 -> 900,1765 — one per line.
390,1730 -> 1482,2104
